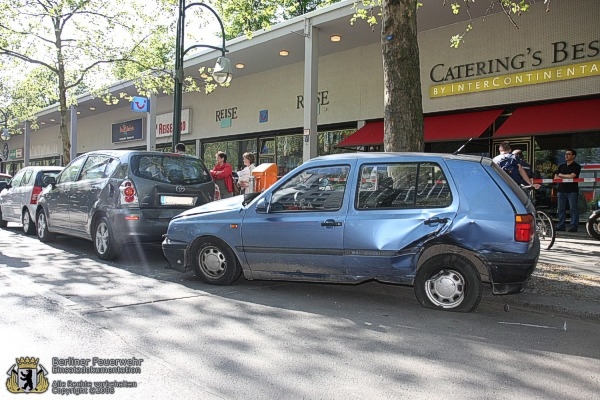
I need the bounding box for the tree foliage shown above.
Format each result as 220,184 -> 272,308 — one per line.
0,0 -> 173,164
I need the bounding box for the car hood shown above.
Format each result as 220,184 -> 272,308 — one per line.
175,195 -> 245,218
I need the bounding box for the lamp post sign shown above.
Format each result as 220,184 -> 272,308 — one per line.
172,0 -> 232,149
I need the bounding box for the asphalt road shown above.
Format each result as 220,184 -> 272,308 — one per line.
1,225 -> 599,399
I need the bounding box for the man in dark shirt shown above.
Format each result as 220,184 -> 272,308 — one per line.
554,149 -> 582,232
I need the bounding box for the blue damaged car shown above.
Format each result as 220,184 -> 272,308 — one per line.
162,153 -> 540,312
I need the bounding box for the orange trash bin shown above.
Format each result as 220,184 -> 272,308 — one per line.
251,163 -> 278,192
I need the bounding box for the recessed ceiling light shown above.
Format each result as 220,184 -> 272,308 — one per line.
50,118 -> 56,122
235,63 -> 245,69
279,50 -> 289,56
89,107 -> 96,111
77,111 -> 81,115
40,122 -> 46,125
330,35 -> 341,42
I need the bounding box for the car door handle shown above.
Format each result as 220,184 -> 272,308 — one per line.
424,217 -> 449,226
321,219 -> 342,227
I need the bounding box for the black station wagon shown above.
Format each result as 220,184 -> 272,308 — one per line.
36,150 -> 217,260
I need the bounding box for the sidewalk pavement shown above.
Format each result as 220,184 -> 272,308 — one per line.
503,228 -> 600,321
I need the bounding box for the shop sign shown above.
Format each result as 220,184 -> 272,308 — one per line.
429,39 -> 600,98
112,119 -> 143,143
296,91 -> 329,109
156,109 -> 191,137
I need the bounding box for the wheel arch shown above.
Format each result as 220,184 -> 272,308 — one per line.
417,243 -> 489,284
187,235 -> 247,276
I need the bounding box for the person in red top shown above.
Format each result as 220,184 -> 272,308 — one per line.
210,151 -> 234,198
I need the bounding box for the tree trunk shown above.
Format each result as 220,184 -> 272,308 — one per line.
55,17 -> 71,165
381,0 -> 424,152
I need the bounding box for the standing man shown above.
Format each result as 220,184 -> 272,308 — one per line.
493,141 -> 535,187
554,149 -> 581,232
175,143 -> 186,154
512,149 -> 533,180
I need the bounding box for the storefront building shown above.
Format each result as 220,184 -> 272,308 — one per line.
1,0 -> 598,208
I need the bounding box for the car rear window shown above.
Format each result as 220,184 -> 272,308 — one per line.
130,154 -> 212,185
356,162 -> 452,209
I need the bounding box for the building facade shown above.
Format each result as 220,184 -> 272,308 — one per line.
1,0 -> 599,204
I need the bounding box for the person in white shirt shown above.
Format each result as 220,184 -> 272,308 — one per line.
237,152 -> 256,194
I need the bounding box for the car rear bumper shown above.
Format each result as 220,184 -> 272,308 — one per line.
162,237 -> 189,272
107,210 -> 170,243
485,239 -> 540,295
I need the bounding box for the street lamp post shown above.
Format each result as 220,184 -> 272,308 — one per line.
172,1 -> 233,151
0,109 -> 10,141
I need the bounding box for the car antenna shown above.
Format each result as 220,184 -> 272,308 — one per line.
452,137 -> 472,155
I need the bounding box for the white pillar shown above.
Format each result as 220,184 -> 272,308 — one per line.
146,93 -> 157,151
302,18 -> 319,162
23,121 -> 30,167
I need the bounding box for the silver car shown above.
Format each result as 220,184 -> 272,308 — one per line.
0,166 -> 63,234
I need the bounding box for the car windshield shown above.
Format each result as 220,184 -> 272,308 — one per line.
131,154 -> 212,185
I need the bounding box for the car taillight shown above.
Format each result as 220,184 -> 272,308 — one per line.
515,214 -> 534,242
119,179 -> 139,204
214,184 -> 221,200
30,186 -> 43,204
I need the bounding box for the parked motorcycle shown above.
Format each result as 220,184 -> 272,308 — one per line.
586,201 -> 600,240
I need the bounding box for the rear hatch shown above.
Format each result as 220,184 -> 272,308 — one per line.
128,153 -> 216,218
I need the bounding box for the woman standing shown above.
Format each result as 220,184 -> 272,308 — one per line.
210,151 -> 234,198
237,152 -> 256,194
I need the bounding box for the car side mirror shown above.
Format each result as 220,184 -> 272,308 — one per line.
43,176 -> 57,187
255,198 -> 268,213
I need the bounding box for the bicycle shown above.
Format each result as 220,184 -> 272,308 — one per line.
522,185 -> 556,250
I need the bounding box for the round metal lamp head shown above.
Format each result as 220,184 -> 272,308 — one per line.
0,128 -> 10,141
212,57 -> 233,84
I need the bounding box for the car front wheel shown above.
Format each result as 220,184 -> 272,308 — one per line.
36,210 -> 56,242
192,238 -> 241,285
414,254 -> 482,312
93,216 -> 121,261
23,209 -> 35,235
586,213 -> 600,241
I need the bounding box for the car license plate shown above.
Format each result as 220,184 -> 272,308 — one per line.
160,196 -> 196,206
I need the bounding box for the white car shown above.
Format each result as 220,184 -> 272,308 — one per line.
0,166 -> 63,234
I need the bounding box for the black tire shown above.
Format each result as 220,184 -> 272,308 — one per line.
192,238 -> 241,285
36,210 -> 56,242
22,209 -> 36,235
0,208 -> 7,228
414,254 -> 482,312
93,216 -> 122,261
536,210 -> 556,250
586,213 -> 600,241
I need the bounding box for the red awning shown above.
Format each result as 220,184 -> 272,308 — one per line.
424,109 -> 503,141
335,121 -> 384,148
335,109 -> 503,147
495,98 -> 600,137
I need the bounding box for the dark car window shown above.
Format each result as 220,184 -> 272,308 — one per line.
39,171 -> 61,187
270,165 -> 350,212
58,156 -> 87,184
356,162 -> 452,209
130,154 -> 211,185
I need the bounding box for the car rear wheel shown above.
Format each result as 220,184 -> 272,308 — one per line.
192,239 -> 241,285
93,216 -> 121,261
22,209 -> 35,235
586,213 -> 600,241
0,208 -> 7,228
414,254 -> 482,312
36,210 -> 56,242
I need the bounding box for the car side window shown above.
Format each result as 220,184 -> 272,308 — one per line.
9,171 -> 25,187
21,170 -> 34,186
79,155 -> 114,181
356,162 -> 452,209
270,165 -> 350,212
58,156 -> 86,184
